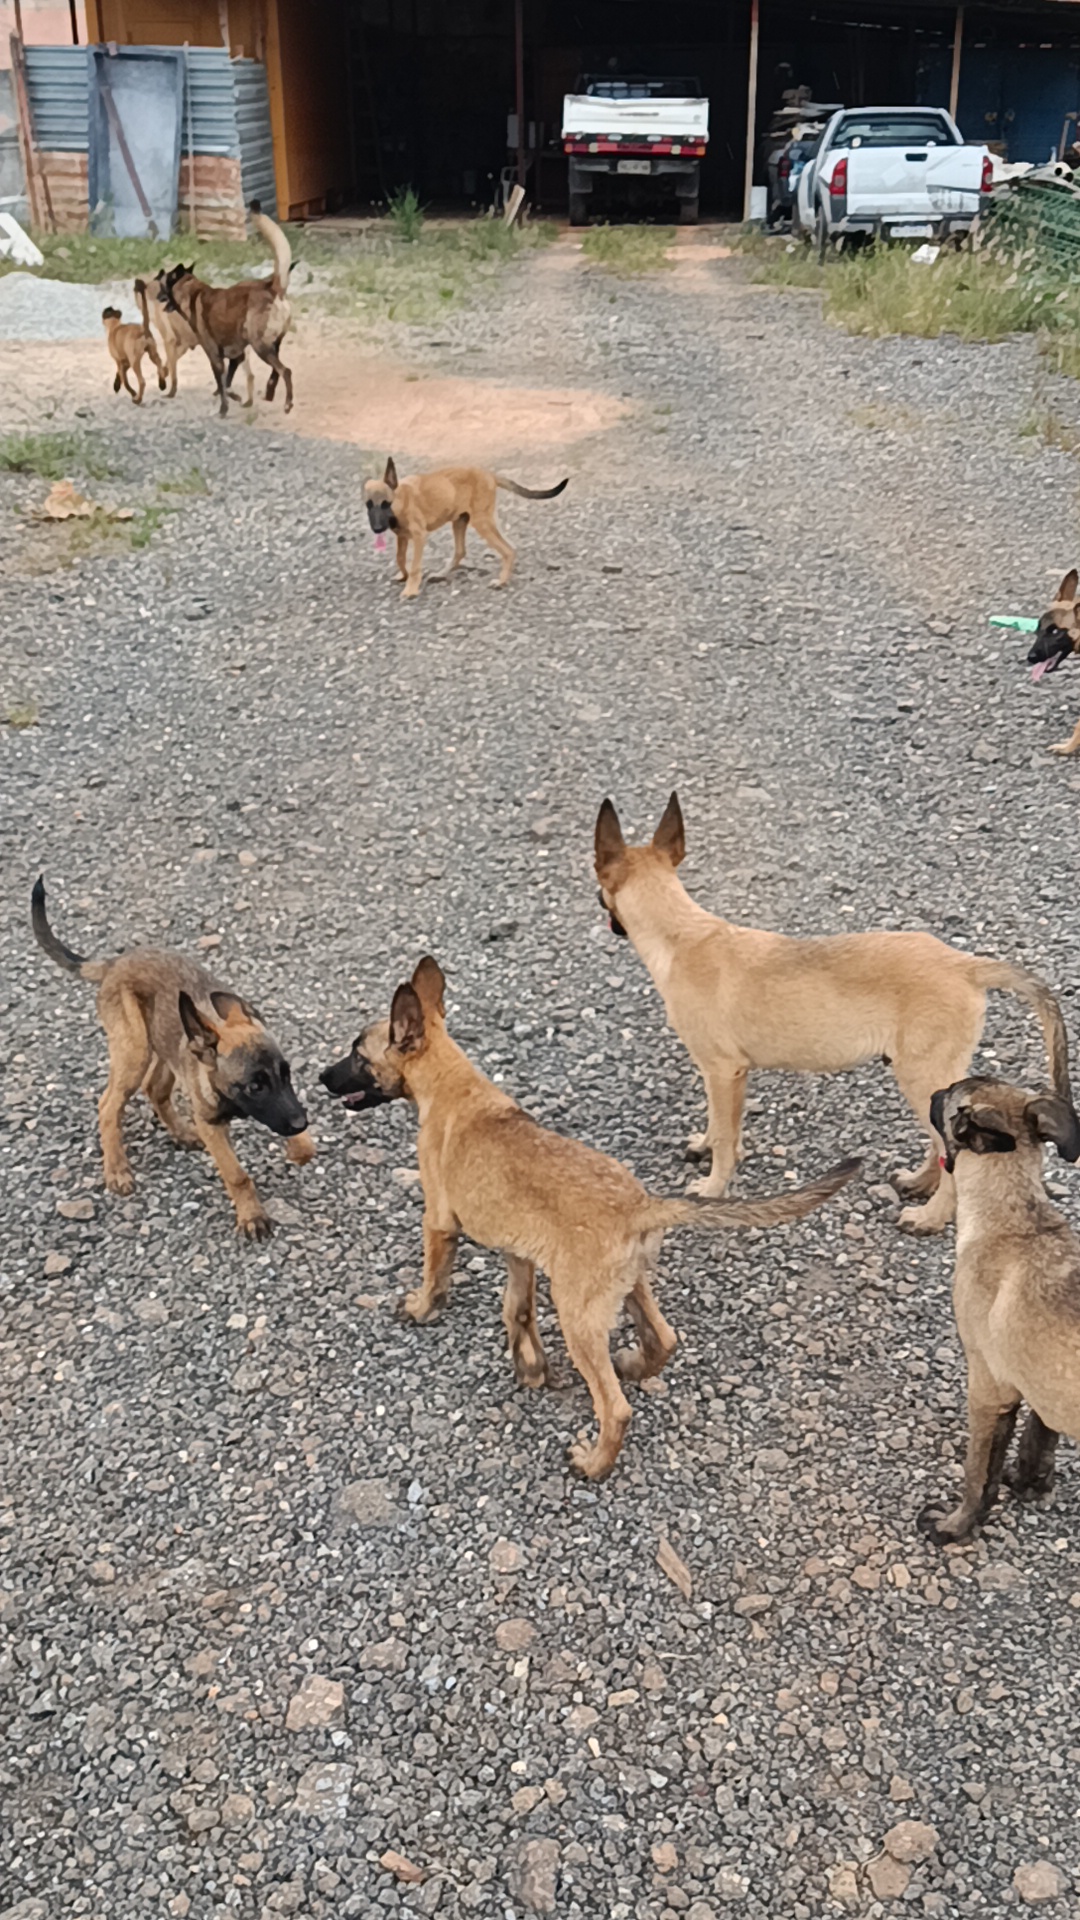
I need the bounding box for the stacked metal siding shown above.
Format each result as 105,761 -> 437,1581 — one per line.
24,45 -> 277,212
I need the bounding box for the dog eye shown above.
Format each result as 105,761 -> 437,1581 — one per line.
281,1063 -> 292,1086
248,1071 -> 268,1094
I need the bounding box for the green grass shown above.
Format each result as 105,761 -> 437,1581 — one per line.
157,466 -> 208,496
0,430 -> 115,480
3,699 -> 38,728
386,185 -> 425,243
0,229 -> 293,284
308,216 -> 556,325
579,225 -> 675,276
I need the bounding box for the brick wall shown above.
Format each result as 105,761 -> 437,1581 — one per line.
38,149 -> 247,237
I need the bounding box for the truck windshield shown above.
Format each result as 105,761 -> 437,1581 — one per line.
834,113 -> 957,148
581,76 -> 702,99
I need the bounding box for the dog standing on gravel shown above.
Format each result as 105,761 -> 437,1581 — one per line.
32,878 -> 314,1239
919,1076 -> 1080,1543
1027,567 -> 1080,755
162,202 -> 292,418
142,268 -> 254,405
364,457 -> 568,599
320,955 -> 858,1479
595,793 -> 1071,1234
102,292 -> 165,404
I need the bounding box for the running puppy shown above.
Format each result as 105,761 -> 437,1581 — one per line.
364,457 -> 568,599
32,878 -> 314,1239
595,793 -> 1070,1234
1027,567 -> 1080,755
919,1076 -> 1080,1543
102,288 -> 164,404
163,202 -> 292,418
320,956 -> 858,1479
143,267 -> 254,404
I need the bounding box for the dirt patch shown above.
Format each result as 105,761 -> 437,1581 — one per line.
0,331 -> 626,465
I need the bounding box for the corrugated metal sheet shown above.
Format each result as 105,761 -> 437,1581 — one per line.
25,45 -> 276,206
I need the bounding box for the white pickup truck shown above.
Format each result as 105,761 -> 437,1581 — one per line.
562,75 -> 708,226
794,106 -> 991,255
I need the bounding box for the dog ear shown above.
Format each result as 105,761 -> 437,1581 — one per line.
595,798 -> 626,878
389,983 -> 425,1054
412,955 -> 446,1017
1028,1094 -> 1080,1162
209,990 -> 257,1029
652,791 -> 686,866
954,1105 -> 1017,1156
1057,568 -> 1079,605
179,991 -> 220,1057
384,457 -> 398,490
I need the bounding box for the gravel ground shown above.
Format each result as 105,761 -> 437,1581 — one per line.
0,272 -> 141,339
5,240 -> 1080,1920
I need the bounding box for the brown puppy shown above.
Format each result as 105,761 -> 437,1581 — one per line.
919,1076 -> 1080,1543
143,267 -> 254,405
102,294 -> 164,404
163,203 -> 292,418
595,794 -> 1071,1234
364,457 -> 568,599
320,956 -> 858,1479
32,878 -> 314,1239
1027,567 -> 1080,755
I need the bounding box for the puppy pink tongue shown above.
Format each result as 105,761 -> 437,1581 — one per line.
373,533 -> 387,552
1031,659 -> 1049,683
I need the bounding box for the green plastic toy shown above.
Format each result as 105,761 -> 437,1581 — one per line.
987,615 -> 1039,633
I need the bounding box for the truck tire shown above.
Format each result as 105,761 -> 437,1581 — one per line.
678,195 -> 699,225
814,201 -> 831,264
569,192 -> 589,227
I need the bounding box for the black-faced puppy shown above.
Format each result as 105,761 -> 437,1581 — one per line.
32,877 -> 314,1239
595,793 -> 1071,1233
320,956 -> 859,1480
1028,568 -> 1080,754
364,456 -> 568,600
919,1076 -> 1080,1544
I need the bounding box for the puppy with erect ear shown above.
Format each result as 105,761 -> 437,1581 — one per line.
920,1076 -> 1080,1546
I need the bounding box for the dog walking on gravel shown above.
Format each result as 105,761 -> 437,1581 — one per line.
320,956 -> 859,1480
365,457 -> 568,599
595,792 -> 1071,1235
162,202 -> 293,418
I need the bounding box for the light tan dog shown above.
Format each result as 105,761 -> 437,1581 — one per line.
142,268 -> 254,405
595,794 -> 1071,1234
364,457 -> 568,599
32,878 -> 314,1239
919,1076 -> 1080,1542
320,956 -> 859,1479
1026,567 -> 1080,754
102,292 -> 164,404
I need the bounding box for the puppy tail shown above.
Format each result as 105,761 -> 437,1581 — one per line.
975,959 -> 1072,1102
641,1156 -> 861,1234
494,475 -> 569,501
250,202 -> 291,297
134,276 -> 151,334
31,876 -> 108,983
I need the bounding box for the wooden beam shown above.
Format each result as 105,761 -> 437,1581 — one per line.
949,5 -> 964,125
514,0 -> 526,189
743,0 -> 760,221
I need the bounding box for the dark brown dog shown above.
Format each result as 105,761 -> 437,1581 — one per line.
364,457 -> 568,599
919,1076 -> 1080,1543
143,268 -> 254,404
162,203 -> 292,418
1028,568 -> 1080,754
102,294 -> 164,404
320,956 -> 858,1479
32,878 -> 313,1239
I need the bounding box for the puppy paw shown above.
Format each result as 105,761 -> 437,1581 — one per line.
238,1211 -> 272,1242
688,1173 -> 727,1199
567,1438 -> 613,1481
1004,1466 -> 1057,1503
513,1351 -> 550,1391
916,1501 -> 972,1546
1049,740 -> 1079,756
285,1129 -> 316,1167
892,1162 -> 937,1197
104,1164 -> 135,1195
685,1131 -> 709,1163
614,1345 -> 645,1383
897,1202 -> 949,1235
401,1287 -> 443,1324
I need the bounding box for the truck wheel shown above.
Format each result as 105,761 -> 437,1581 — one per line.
814,202 -> 831,264
678,196 -> 699,225
569,192 -> 589,227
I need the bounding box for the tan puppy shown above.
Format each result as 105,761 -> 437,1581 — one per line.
1026,567 -> 1080,755
102,293 -> 164,404
163,204 -> 292,418
920,1076 -> 1080,1543
142,268 -> 254,405
364,456 -> 568,599
320,956 -> 858,1479
32,878 -> 314,1239
595,794 -> 1070,1234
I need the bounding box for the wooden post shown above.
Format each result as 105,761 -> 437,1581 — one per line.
514,0 -> 526,189
68,0 -> 79,42
743,0 -> 760,221
949,5 -> 964,125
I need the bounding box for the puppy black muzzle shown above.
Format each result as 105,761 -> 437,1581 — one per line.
597,889 -> 627,939
366,499 -> 396,535
1028,624 -> 1073,676
320,1052 -> 391,1112
239,1087 -> 309,1137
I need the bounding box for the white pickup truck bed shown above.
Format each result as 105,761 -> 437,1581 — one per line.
797,106 -> 990,250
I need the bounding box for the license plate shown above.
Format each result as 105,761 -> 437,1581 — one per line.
617,159 -> 652,176
890,223 -> 934,238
